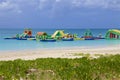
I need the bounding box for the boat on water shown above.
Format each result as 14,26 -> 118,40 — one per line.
62,38 -> 74,41
40,39 -> 56,42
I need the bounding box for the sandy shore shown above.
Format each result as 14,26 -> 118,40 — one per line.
0,46 -> 120,61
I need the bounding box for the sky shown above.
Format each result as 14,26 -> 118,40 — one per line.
0,0 -> 120,29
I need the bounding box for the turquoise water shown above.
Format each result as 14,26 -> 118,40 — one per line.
0,28 -> 120,51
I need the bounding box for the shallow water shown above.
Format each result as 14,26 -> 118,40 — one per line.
0,28 -> 120,51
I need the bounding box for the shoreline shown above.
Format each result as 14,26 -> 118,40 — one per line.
0,46 -> 120,61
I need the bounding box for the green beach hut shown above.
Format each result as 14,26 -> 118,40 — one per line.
105,29 -> 120,39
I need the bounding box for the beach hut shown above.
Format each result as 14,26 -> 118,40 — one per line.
105,29 -> 120,39
36,32 -> 48,40
51,30 -> 65,39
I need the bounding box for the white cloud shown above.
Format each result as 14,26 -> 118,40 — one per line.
71,0 -> 120,10
38,0 -> 120,10
0,0 -> 21,13
0,0 -> 120,15
0,0 -> 37,14
34,0 -> 120,17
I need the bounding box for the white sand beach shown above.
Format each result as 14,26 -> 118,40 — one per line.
0,46 -> 120,61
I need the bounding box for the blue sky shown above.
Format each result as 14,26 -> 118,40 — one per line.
0,0 -> 120,29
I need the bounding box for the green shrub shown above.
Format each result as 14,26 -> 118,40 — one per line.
0,55 -> 120,80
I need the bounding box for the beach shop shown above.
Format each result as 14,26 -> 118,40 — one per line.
105,29 -> 120,39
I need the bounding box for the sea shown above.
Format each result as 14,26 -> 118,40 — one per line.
0,28 -> 120,51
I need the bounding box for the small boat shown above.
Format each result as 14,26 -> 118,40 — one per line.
62,38 -> 74,41
40,39 -> 56,42
17,38 -> 27,40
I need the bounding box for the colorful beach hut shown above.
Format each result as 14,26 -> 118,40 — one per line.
105,29 -> 120,39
